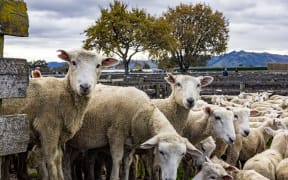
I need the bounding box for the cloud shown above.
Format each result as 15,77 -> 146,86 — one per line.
4,0 -> 288,62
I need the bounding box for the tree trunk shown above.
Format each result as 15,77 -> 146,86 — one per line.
124,61 -> 129,75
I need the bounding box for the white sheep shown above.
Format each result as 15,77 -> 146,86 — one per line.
238,118 -> 286,164
183,106 -> 236,145
276,158 -> 288,180
182,136 -> 216,179
67,84 -> 203,180
211,156 -> 269,180
192,158 -> 233,180
2,49 -> 118,180
243,128 -> 288,180
214,107 -> 251,165
152,73 -> 213,134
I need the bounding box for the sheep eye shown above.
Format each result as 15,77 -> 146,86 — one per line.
215,116 -> 221,121
210,176 -> 216,179
72,61 -> 77,66
176,82 -> 182,87
234,115 -> 238,118
197,84 -> 201,87
96,64 -> 101,68
159,151 -> 165,156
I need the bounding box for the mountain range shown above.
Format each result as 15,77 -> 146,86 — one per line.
207,50 -> 288,67
48,51 -> 288,69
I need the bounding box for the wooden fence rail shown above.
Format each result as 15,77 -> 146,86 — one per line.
0,58 -> 29,179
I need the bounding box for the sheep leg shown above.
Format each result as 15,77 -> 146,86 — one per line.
83,150 -> 97,180
182,158 -> 192,180
56,146 -> 65,180
40,129 -> 61,180
108,133 -> 125,180
121,148 -> 135,180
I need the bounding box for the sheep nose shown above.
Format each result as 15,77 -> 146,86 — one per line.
80,83 -> 91,95
229,137 -> 235,144
244,130 -> 250,136
186,98 -> 195,108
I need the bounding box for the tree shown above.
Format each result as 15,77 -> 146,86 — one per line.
83,0 -> 176,75
28,59 -> 49,72
163,3 -> 229,71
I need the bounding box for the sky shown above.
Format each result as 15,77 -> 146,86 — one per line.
3,0 -> 288,62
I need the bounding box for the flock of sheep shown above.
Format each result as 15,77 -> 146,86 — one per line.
2,49 -> 288,180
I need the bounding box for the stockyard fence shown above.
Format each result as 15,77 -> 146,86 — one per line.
96,70 -> 288,99
0,58 -> 30,179
267,62 -> 288,71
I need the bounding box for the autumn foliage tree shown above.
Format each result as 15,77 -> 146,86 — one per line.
83,0 -> 176,75
163,3 -> 229,71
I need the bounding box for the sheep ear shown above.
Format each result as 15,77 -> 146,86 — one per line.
225,165 -> 237,172
199,76 -> 214,87
185,139 -> 203,157
165,73 -> 176,85
222,175 -> 233,180
264,127 -> 275,136
204,106 -> 212,115
101,57 -> 119,67
57,50 -> 70,62
250,110 -> 259,117
140,136 -> 159,149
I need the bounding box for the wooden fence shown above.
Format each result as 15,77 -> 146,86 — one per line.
0,58 -> 29,179
99,71 -> 288,98
267,63 -> 288,71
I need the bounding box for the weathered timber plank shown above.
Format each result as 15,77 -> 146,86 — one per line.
0,58 -> 29,98
0,0 -> 29,37
0,114 -> 29,156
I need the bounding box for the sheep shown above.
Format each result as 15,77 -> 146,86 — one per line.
2,49 -> 118,180
183,106 -> 236,145
67,84 -> 203,180
243,128 -> 288,180
31,67 -> 42,78
276,158 -> 288,180
238,118 -> 286,164
135,74 -> 213,179
211,156 -> 269,180
182,136 -> 216,179
181,106 -> 235,179
213,107 -> 251,165
192,158 -> 233,180
152,73 -> 213,134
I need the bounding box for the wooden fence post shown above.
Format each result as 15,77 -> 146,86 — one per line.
0,1 -> 29,177
0,30 -> 4,180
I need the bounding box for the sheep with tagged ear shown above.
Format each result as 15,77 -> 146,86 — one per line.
238,118 -> 286,164
67,84 -> 203,180
2,49 -> 118,180
243,128 -> 288,180
152,73 -> 213,134
192,157 -> 233,180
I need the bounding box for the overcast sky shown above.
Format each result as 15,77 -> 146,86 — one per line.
3,0 -> 288,62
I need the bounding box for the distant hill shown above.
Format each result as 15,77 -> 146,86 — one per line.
207,50 -> 288,67
48,62 -> 67,68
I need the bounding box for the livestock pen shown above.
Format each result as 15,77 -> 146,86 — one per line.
97,70 -> 288,98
